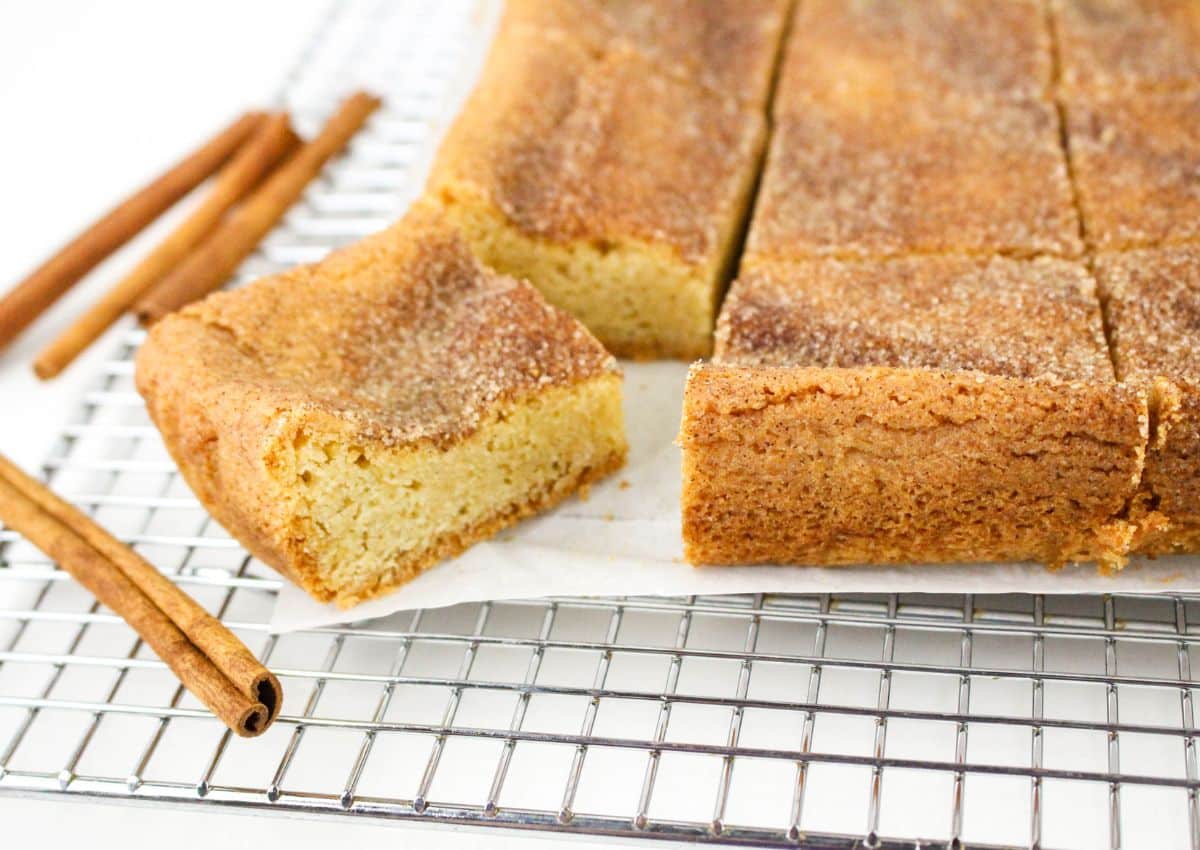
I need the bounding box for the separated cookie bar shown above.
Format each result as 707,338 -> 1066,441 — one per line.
777,0 -> 1051,108
427,24 -> 767,359
681,255 -> 1146,568
501,0 -> 790,109
136,206 -> 627,607
1095,244 -> 1200,553
1051,0 -> 1200,97
1064,92 -> 1200,250
746,97 -> 1082,263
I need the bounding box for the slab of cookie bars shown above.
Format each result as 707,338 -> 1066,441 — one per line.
1065,92 -> 1200,250
681,256 -> 1147,568
135,206 -> 627,608
500,0 -> 790,109
746,96 -> 1081,263
1051,0 -> 1200,96
426,24 -> 767,359
1095,245 -> 1200,554
776,0 -> 1052,109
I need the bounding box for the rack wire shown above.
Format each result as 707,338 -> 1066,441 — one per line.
1,1 -> 1199,848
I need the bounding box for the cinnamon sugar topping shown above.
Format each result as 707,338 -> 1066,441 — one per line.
779,0 -> 1053,108
717,255 -> 1114,383
500,0 -> 789,108
145,204 -> 618,450
746,97 -> 1083,262
1094,244 -> 1200,384
1066,92 -> 1200,251
1052,0 -> 1200,96
429,23 -> 765,267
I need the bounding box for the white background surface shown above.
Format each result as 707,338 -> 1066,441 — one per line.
0,2 -> 591,847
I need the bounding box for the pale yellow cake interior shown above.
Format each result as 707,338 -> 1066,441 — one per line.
282,375 -> 625,606
432,181 -> 755,360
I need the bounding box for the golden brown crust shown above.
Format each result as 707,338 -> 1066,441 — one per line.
140,204 -> 618,451
681,365 -> 1146,567
1097,245 -> 1200,384
717,256 -> 1113,383
428,23 -> 767,267
745,98 -> 1082,262
136,204 -> 622,603
777,0 -> 1052,109
1094,246 -> 1200,552
427,18 -> 770,359
1051,0 -> 1200,97
1065,92 -> 1200,251
500,0 -> 791,108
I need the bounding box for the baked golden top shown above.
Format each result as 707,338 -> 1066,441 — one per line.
777,0 -> 1051,109
745,97 -> 1082,262
1094,244 -> 1200,383
1052,0 -> 1200,96
716,256 -> 1114,383
428,24 -> 766,266
500,0 -> 789,107
1066,92 -> 1200,250
137,205 -> 618,450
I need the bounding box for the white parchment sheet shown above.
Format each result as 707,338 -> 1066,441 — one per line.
271,360 -> 1200,632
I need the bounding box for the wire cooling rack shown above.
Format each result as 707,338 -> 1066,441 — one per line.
2,1 -> 1200,848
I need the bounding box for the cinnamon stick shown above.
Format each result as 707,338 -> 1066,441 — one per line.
33,114 -> 301,380
0,453 -> 281,737
135,91 -> 382,324
0,111 -> 266,352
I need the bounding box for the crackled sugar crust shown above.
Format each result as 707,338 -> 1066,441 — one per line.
1065,92 -> 1200,251
426,22 -> 769,359
429,25 -> 764,265
500,0 -> 790,108
1051,0 -> 1200,97
136,206 -> 627,606
1095,245 -> 1200,554
718,255 -> 1112,381
778,0 -> 1053,107
683,255 -> 1148,568
746,97 -> 1082,263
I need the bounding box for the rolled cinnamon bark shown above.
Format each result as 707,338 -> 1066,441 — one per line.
135,92 -> 382,323
0,453 -> 281,736
0,111 -> 265,351
34,113 -> 300,380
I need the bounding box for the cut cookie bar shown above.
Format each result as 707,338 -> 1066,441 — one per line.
681,255 -> 1147,568
1095,244 -> 1200,553
1065,92 -> 1200,250
427,24 -> 767,359
136,206 -> 627,607
747,96 -> 1081,263
1051,0 -> 1200,97
716,256 -> 1112,379
500,0 -> 790,108
777,0 -> 1052,108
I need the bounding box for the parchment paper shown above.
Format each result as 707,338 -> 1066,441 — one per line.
270,360 -> 1200,632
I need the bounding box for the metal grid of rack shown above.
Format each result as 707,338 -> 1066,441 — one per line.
2,2 -> 1199,848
